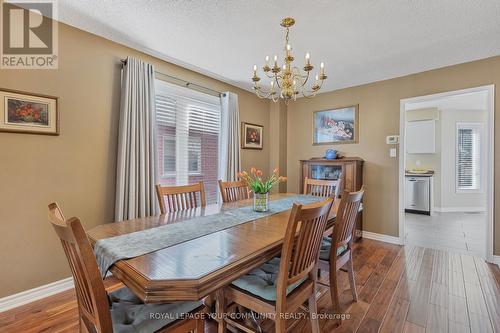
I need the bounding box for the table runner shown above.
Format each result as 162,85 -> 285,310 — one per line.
94,195 -> 324,276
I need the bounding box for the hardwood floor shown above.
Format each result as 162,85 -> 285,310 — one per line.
1,239 -> 499,333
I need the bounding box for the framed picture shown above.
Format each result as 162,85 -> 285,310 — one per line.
0,89 -> 59,135
313,105 -> 358,145
241,122 -> 263,149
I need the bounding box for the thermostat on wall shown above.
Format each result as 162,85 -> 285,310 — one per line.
386,135 -> 399,144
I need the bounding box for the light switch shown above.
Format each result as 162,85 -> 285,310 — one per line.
390,148 -> 397,157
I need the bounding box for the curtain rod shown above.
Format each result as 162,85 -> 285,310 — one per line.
120,59 -> 225,97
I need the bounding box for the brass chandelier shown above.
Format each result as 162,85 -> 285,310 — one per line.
252,17 -> 327,103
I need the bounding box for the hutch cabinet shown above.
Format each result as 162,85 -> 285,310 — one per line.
300,157 -> 364,239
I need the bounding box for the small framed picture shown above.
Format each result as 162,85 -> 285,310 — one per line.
241,122 -> 263,150
313,105 -> 358,145
0,88 -> 59,135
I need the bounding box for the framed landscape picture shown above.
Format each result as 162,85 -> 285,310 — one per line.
241,122 -> 263,149
313,105 -> 358,145
0,89 -> 59,135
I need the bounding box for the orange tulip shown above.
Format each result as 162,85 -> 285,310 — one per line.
250,167 -> 257,174
256,170 -> 263,177
273,168 -> 279,174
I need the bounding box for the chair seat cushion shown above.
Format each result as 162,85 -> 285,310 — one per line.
319,236 -> 348,261
109,287 -> 202,333
231,257 -> 306,301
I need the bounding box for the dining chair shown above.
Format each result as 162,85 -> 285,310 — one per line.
48,203 -> 206,333
156,181 -> 206,214
303,177 -> 343,198
216,197 -> 335,333
218,180 -> 251,203
317,187 -> 365,325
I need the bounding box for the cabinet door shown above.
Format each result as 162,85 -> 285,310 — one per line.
406,120 -> 435,153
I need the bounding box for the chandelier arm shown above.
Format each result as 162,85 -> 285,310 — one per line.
300,71 -> 310,88
274,74 -> 282,89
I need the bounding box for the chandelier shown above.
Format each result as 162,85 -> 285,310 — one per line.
252,17 -> 327,103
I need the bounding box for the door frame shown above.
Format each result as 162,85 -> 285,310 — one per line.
399,85 -> 495,262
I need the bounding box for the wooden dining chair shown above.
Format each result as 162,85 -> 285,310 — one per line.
218,180 -> 251,203
303,177 -> 343,198
48,203 -> 206,333
156,181 -> 206,214
216,197 -> 335,333
317,187 -> 365,325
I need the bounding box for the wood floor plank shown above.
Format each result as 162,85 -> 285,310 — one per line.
406,249 -> 435,327
403,321 -> 425,333
464,282 -> 489,315
425,303 -> 448,333
448,321 -> 470,333
469,312 -> 493,333
448,295 -> 469,327
379,297 -> 409,333
2,242 -> 499,333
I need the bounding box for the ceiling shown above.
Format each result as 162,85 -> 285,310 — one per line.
57,0 -> 500,94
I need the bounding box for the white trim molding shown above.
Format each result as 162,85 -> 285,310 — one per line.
493,256 -> 500,267
0,277 -> 74,313
362,231 -> 403,245
433,207 -> 486,213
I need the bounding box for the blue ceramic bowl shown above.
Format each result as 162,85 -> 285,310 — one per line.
325,149 -> 337,160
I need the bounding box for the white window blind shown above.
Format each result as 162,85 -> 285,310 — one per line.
456,123 -> 482,192
155,80 -> 221,204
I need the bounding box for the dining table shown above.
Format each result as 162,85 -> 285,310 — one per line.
87,193 -> 342,304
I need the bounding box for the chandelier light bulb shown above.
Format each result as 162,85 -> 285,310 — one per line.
251,17 -> 327,103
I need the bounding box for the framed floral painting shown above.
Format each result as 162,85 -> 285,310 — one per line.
313,105 -> 358,145
0,89 -> 59,135
241,122 -> 263,149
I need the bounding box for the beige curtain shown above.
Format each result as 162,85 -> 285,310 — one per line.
219,92 -> 241,181
115,57 -> 158,221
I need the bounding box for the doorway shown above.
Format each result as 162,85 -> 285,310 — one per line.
399,85 -> 494,261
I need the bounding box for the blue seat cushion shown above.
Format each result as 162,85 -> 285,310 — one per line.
109,287 -> 202,333
319,236 -> 348,261
231,257 -> 307,301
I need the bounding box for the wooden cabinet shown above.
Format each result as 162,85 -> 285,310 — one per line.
300,157 -> 364,240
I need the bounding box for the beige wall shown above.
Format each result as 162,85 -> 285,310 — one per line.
0,23 -> 270,297
286,55 -> 500,255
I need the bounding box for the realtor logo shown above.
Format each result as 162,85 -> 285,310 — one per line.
1,0 -> 58,69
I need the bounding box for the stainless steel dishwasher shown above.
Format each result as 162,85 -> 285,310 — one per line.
405,176 -> 431,215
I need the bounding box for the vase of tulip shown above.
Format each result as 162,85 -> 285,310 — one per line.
238,167 -> 287,212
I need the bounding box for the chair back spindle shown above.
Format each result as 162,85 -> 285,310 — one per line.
156,181 -> 206,214
218,180 -> 251,203
278,198 -> 334,290
332,187 -> 365,251
303,177 -> 343,198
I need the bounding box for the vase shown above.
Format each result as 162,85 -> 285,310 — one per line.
253,192 -> 269,212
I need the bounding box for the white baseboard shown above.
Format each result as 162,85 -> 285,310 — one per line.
434,206 -> 486,213
362,231 -> 403,245
493,256 -> 500,267
0,277 -> 74,313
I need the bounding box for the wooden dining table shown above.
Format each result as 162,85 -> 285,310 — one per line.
87,193 -> 341,304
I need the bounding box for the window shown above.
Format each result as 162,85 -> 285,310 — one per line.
188,137 -> 201,174
155,80 -> 221,203
456,123 -> 482,192
163,135 -> 176,175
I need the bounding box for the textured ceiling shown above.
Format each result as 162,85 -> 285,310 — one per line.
57,0 -> 500,93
